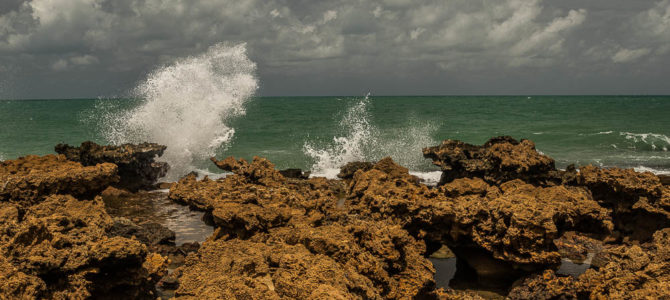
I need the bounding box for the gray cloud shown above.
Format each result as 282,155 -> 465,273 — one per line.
0,0 -> 669,99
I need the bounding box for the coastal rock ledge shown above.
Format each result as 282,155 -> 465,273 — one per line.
56,141 -> 169,191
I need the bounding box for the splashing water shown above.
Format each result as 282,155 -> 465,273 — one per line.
303,94 -> 377,178
103,43 -> 257,180
303,94 -> 437,179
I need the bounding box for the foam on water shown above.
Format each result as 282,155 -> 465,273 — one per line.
102,43 -> 257,180
304,94 -> 438,178
620,132 -> 670,151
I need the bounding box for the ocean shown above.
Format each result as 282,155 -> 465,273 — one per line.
1,95 -> 669,183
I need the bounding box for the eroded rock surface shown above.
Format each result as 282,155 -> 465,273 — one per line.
0,195 -> 166,299
578,165 -> 670,241
347,157 -> 612,279
422,136 -> 561,185
55,141 -> 169,191
0,154 -> 118,206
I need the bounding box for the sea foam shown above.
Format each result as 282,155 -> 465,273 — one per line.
103,43 -> 257,180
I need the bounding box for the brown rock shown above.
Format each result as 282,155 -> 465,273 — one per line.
337,161 -> 374,179
0,195 -> 166,299
579,165 -> 670,241
0,154 -> 118,206
174,219 -> 435,299
422,136 -> 559,185
507,270 -> 581,300
554,231 -> 604,263
577,228 -> 670,299
210,156 -> 285,186
55,141 -> 169,191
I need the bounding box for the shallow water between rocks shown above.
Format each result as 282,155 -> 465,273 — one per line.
103,189 -> 214,245
431,254 -> 593,299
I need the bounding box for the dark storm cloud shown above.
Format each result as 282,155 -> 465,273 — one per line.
0,0 -> 669,98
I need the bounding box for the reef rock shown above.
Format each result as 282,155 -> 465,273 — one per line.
577,228 -> 670,299
578,165 -> 670,241
210,156 -> 285,186
174,219 -> 435,299
347,157 -> 612,280
55,141 -> 169,191
422,136 -> 563,186
337,161 -> 374,179
0,195 -> 166,299
0,154 -> 118,206
507,270 -> 581,300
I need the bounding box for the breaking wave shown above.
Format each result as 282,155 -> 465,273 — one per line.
101,43 -> 257,180
303,94 -> 437,178
620,132 -> 669,151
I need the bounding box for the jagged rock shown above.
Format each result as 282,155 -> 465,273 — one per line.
174,219 -> 435,299
347,157 -> 612,280
0,154 -> 118,206
55,141 -> 169,191
337,161 -> 374,179
579,165 -> 670,241
578,228 -> 670,298
507,270 -> 581,300
0,195 -> 167,299
210,156 -> 285,186
279,168 -> 311,179
432,288 -> 485,300
422,136 -> 565,186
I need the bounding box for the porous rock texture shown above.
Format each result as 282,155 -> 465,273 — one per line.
170,157 -> 436,299
422,136 -> 564,186
578,165 -> 670,241
0,154 -> 118,206
169,154 -> 622,297
55,141 -> 169,191
0,195 -> 166,299
508,228 -> 670,299
347,157 -> 612,278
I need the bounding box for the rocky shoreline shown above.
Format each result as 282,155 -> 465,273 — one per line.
1,137 -> 669,299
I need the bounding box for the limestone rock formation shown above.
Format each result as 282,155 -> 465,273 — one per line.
0,195 -> 166,299
0,154 -> 118,206
422,136 -> 560,185
578,165 -> 670,241
55,141 -> 169,191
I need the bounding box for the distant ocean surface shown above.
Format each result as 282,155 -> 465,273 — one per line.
1,96 -> 669,181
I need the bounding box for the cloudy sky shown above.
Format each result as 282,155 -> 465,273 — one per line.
1,0 -> 669,99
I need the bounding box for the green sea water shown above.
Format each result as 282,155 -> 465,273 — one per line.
1,96 -> 669,178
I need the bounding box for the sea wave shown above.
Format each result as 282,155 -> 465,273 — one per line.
620,132 -> 670,151
101,43 -> 257,180
303,94 -> 438,178
633,166 -> 670,175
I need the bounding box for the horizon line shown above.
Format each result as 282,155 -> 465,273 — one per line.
3,94 -> 670,101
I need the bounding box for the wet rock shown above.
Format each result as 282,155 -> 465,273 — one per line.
0,195 -> 167,299
337,161 -> 374,179
554,232 -> 604,263
279,168 -> 311,179
659,174 -> 670,186
0,154 -> 118,206
507,270 -> 581,300
108,217 -> 176,246
422,136 -> 563,186
578,165 -> 670,241
432,288 -> 485,300
55,141 -> 169,191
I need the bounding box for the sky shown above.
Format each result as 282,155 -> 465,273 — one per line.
1,0 -> 669,99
